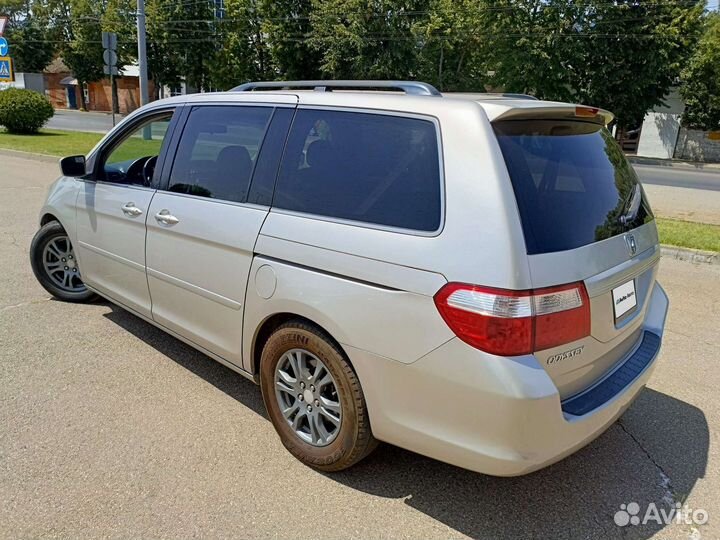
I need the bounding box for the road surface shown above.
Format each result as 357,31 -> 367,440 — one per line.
635,164 -> 720,192
1,152 -> 719,539
634,165 -> 720,224
47,109 -> 125,133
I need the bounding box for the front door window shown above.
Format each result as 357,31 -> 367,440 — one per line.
101,113 -> 173,186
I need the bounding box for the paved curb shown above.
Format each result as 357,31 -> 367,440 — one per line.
628,156 -> 720,171
0,148 -> 60,164
661,245 -> 719,265
53,108 -> 124,118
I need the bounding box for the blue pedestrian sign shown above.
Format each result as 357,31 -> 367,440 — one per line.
0,56 -> 13,82
0,37 -> 8,56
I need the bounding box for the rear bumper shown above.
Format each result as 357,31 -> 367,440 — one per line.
347,281 -> 669,476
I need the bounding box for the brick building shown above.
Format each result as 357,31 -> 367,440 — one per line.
43,58 -> 153,114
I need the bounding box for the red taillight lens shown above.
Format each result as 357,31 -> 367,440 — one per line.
434,282 -> 590,356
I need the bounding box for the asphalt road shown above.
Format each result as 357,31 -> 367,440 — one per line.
635,165 -> 720,192
1,153 -> 719,539
635,165 -> 720,225
47,109 -> 125,133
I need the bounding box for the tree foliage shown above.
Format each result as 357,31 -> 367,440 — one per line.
210,0 -> 272,90
55,0 -> 103,108
146,0 -> 216,92
681,13 -> 720,130
0,0 -> 54,72
0,0 -> 710,127
260,0 -> 321,80
484,0 -> 704,129
575,0 -> 704,130
309,0 -> 431,79
483,0 -> 579,101
412,0 -> 488,91
146,0 -> 188,92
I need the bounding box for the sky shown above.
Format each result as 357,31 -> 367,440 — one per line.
709,0 -> 719,11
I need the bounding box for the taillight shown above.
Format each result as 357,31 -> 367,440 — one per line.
434,282 -> 590,356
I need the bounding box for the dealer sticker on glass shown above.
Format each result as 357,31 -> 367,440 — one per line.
612,280 -> 637,320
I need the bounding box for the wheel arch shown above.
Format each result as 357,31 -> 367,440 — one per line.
40,212 -> 62,227
251,312 -> 349,379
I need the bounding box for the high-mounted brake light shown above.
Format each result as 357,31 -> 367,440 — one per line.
575,106 -> 599,118
434,282 -> 590,356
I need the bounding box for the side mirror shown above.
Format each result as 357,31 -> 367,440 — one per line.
60,155 -> 87,177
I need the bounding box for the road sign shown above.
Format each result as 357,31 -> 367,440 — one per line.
0,37 -> 8,56
103,49 -> 117,67
0,56 -> 13,82
102,31 -> 119,127
102,31 -> 117,51
0,16 -> 7,37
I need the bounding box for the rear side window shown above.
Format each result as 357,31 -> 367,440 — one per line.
494,120 -> 653,255
273,110 -> 442,232
168,106 -> 272,203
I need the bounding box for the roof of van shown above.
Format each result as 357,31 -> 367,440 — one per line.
145,81 -> 614,126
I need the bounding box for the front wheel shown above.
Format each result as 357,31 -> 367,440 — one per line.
30,221 -> 97,303
260,321 -> 378,471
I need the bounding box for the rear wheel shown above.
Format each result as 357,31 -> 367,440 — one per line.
30,221 -> 96,303
260,321 -> 377,471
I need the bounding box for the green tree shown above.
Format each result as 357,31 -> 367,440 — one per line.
101,0 -> 136,112
412,0 -> 488,91
210,0 -> 272,90
483,0 -> 580,101
260,0 -> 321,79
146,0 -> 184,95
483,0 -> 704,130
180,0 -> 216,91
681,13 -> 720,130
574,0 -> 704,130
145,0 -> 215,93
49,0 -> 105,109
6,22 -> 56,72
0,0 -> 56,72
309,0 -> 431,79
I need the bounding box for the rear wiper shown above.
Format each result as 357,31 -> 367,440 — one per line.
619,184 -> 642,227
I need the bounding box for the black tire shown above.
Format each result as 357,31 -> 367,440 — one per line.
260,321 -> 378,472
29,221 -> 97,303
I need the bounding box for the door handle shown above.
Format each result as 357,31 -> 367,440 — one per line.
155,209 -> 179,226
121,202 -> 143,217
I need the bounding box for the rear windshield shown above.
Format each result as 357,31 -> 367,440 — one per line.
493,120 -> 653,255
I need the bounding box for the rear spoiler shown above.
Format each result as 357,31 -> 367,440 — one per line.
491,104 -> 614,127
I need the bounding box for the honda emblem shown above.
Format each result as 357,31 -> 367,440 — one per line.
625,234 -> 637,257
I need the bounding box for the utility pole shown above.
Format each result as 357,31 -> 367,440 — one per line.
137,0 -> 149,106
102,32 -> 118,126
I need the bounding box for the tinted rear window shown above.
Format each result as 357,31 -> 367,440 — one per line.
494,120 -> 653,255
273,110 -> 442,232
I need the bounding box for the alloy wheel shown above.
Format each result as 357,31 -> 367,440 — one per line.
42,236 -> 86,293
274,348 -> 343,446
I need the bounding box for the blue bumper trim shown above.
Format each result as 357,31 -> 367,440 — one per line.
561,331 -> 661,417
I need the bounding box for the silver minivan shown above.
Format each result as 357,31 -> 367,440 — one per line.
30,81 -> 669,475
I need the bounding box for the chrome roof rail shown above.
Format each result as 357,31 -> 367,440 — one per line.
232,80 -> 442,97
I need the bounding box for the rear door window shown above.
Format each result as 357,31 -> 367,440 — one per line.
273,109 -> 442,232
168,106 -> 272,203
493,120 -> 653,255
